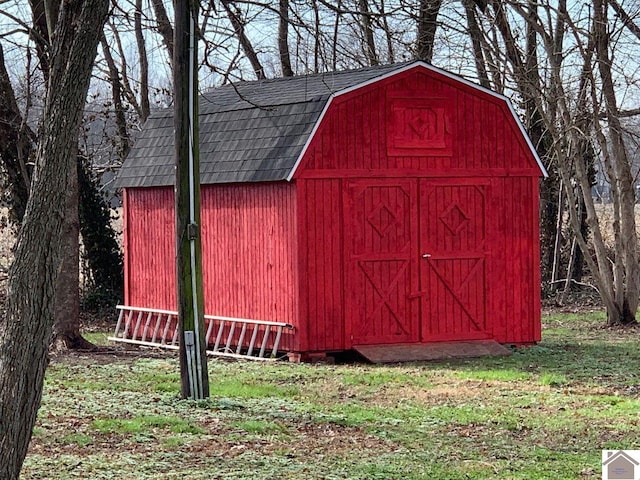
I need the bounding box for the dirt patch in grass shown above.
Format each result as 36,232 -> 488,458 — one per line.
183,422 -> 390,457
50,344 -> 178,365
369,380 -> 487,408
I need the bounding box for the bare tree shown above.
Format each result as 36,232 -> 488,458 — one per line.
0,1 -> 109,477
462,0 -> 490,87
376,0 -> 396,63
150,0 -> 174,67
0,42 -> 33,223
592,0 -> 639,323
100,35 -> 132,157
479,0 -> 640,324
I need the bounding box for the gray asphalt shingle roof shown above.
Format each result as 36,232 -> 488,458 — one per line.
115,62 -> 405,188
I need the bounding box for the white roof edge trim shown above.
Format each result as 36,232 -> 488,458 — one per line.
287,61 -> 548,181
286,96 -> 333,182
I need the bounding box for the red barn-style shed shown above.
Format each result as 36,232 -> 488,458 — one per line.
115,61 -> 546,360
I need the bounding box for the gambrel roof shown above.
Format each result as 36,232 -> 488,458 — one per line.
115,61 -> 545,188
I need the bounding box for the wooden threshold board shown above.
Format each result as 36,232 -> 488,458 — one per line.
353,340 -> 512,363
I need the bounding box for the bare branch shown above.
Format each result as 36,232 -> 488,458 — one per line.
610,0 -> 640,42
135,0 -> 150,121
220,0 -> 266,79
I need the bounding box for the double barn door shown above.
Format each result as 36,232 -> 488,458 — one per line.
345,178 -> 489,345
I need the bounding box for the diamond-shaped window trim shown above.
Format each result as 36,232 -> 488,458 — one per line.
439,203 -> 470,235
367,203 -> 399,237
407,108 -> 437,140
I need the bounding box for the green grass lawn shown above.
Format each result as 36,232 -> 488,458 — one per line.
22,310 -> 640,479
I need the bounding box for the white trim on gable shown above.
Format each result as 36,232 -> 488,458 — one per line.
286,61 -> 548,181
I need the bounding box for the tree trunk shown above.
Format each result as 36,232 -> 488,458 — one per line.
609,0 -> 640,41
550,180 -> 564,291
379,0 -> 395,63
358,0 -> 379,65
573,203 -> 588,282
101,35 -> 132,156
2,3 -> 110,353
593,0 -> 639,325
150,0 -> 174,67
29,0 -> 60,81
548,15 -> 620,326
278,0 -> 294,76
488,0 -> 558,285
135,0 -> 151,122
51,153 -> 96,351
462,0 -> 491,88
0,1 -> 108,478
416,0 -> 443,62
313,0 -> 321,72
559,236 -> 578,305
331,0 -> 341,70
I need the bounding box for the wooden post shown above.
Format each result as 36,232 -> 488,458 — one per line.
174,0 -> 209,399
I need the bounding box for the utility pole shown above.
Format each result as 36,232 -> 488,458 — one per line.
174,0 -> 209,399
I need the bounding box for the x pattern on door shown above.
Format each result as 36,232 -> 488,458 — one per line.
425,257 -> 485,334
355,259 -> 411,338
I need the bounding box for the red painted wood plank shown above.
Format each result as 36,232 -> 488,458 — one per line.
123,188 -> 130,306
296,168 -> 542,179
200,183 -> 298,326
296,180 -> 310,352
297,178 -> 346,352
295,66 -> 541,179
124,183 -> 299,352
127,187 -> 176,311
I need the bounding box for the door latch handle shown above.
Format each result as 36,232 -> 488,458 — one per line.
422,253 -> 431,258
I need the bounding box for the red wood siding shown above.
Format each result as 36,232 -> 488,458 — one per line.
297,176 -> 541,351
297,179 -> 345,352
123,188 -> 130,306
294,65 -> 542,349
296,69 -> 539,178
124,183 -> 299,350
487,177 -> 541,344
201,183 -> 298,330
125,187 -> 176,311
